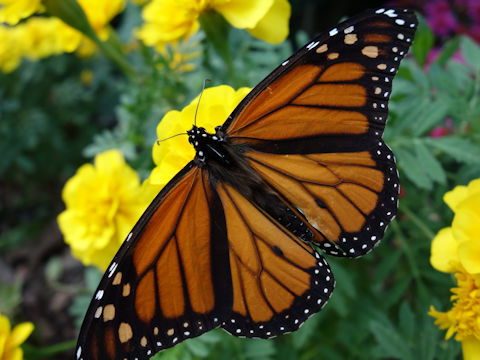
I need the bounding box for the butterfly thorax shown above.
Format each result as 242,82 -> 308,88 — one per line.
187,125 -> 231,166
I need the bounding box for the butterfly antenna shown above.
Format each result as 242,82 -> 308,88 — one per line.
194,78 -> 210,126
156,132 -> 188,145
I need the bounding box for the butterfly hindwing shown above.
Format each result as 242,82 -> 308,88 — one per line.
76,167 -> 233,360
215,183 -> 334,338
221,7 -> 417,256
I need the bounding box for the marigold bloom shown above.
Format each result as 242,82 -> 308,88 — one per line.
0,0 -> 126,72
58,150 -> 158,270
0,0 -> 42,25
0,313 -> 34,360
137,0 -> 291,51
150,85 -> 251,187
429,178 -> 480,359
430,179 -> 480,275
20,17 -> 83,60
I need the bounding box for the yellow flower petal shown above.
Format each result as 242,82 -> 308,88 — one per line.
0,0 -> 43,25
137,0 -> 200,50
213,0 -> 273,29
150,85 -> 251,187
452,194 -> 480,242
8,348 -> 23,360
458,239 -> 480,275
444,179 -> 480,213
430,227 -> 459,273
77,0 -> 126,38
9,322 -> 34,347
247,0 -> 291,44
444,185 -> 468,212
0,314 -> 34,360
462,335 -> 480,360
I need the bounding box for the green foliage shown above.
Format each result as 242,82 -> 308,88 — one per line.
0,55 -> 121,252
387,35 -> 480,190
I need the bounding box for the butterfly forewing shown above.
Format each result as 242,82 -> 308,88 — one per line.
223,7 -> 417,256
76,167 -> 232,359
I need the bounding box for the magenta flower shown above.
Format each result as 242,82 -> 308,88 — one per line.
426,0 -> 458,36
430,118 -> 453,138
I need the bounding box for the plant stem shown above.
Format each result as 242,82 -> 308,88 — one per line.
199,11 -> 239,87
398,203 -> 436,240
44,0 -> 136,79
390,220 -> 421,282
24,339 -> 77,359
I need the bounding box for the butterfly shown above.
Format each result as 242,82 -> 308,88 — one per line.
76,7 -> 417,360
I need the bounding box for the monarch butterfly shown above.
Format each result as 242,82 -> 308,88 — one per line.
76,7 -> 417,360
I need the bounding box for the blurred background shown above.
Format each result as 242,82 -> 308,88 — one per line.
1,0 -> 480,359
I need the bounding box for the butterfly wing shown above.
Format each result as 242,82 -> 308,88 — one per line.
222,7 -> 417,257
214,182 -> 334,338
76,165 -> 233,360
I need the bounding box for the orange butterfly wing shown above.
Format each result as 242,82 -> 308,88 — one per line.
215,183 -> 333,337
220,7 -> 417,256
76,166 -> 233,359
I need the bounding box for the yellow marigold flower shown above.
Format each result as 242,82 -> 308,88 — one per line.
20,17 -> 82,60
429,178 -> 480,359
0,25 -> 23,73
0,0 -> 125,71
58,150 -> 159,271
137,0 -> 290,51
430,179 -> 480,275
150,85 -> 251,187
0,313 -> 34,360
429,266 -> 480,359
0,0 -> 43,25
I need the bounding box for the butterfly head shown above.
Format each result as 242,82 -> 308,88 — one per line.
187,125 -> 228,165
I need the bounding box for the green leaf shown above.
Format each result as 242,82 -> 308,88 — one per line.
184,337 -> 210,358
244,339 -> 276,359
412,99 -> 449,136
395,147 -> 432,189
412,15 -> 434,66
393,97 -> 429,134
399,302 -> 415,338
414,140 -> 446,184
384,276 -> 412,307
418,315 -> 438,360
447,60 -> 473,89
460,36 -> 480,72
291,312 -> 319,349
85,267 -> 103,291
434,37 -> 460,66
369,318 -> 414,360
404,60 -> 430,93
425,136 -> 480,164
372,251 -> 402,284
428,64 -> 460,97
44,0 -> 96,38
